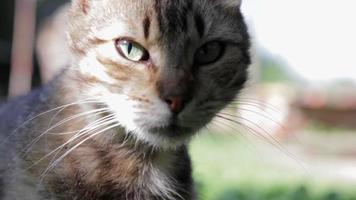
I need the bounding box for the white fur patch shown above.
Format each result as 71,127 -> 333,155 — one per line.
98,91 -> 184,148
78,50 -> 116,84
147,168 -> 182,200
94,21 -> 135,41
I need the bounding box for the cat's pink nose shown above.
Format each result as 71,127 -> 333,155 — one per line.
165,96 -> 183,114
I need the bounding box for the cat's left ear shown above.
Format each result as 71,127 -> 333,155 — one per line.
72,0 -> 91,14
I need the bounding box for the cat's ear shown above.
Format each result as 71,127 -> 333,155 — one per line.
72,0 -> 91,14
223,0 -> 242,9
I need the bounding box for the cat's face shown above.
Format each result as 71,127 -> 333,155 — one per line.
68,0 -> 250,149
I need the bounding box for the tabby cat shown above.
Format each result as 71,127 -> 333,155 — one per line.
0,0 -> 250,199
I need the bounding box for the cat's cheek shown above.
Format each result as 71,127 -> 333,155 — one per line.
78,51 -> 116,84
99,93 -> 137,130
100,93 -> 172,135
138,102 -> 172,129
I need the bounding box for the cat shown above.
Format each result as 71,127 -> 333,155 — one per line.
0,0 -> 250,199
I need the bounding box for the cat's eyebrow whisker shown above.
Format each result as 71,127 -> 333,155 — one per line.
25,115 -> 117,171
21,108 -> 111,156
40,122 -> 120,181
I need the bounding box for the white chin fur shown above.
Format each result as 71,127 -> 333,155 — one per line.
100,93 -> 188,149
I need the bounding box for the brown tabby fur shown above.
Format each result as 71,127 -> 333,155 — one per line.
0,0 -> 250,199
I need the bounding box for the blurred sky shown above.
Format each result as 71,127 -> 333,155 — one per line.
241,0 -> 356,82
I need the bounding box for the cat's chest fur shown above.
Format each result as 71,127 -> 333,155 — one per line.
47,144 -> 193,200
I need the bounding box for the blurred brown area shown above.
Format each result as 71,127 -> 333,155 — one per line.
0,0 -> 14,98
0,0 -> 69,100
296,83 -> 356,129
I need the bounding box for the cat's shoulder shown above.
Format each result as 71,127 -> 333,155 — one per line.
0,83 -> 55,136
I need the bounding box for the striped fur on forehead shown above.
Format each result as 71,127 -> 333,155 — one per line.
154,0 -> 193,34
153,0 -> 243,35
151,0 -> 249,71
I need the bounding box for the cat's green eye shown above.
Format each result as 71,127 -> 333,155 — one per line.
115,39 -> 149,62
195,41 -> 225,66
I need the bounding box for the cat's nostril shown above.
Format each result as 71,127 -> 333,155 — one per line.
165,96 -> 184,114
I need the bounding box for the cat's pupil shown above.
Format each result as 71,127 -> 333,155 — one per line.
127,43 -> 133,55
195,41 -> 225,66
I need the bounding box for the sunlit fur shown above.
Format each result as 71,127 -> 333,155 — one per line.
67,0 -> 250,149
0,0 -> 250,199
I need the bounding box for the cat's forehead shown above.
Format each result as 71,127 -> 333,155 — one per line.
87,0 -> 246,55
113,0 -> 244,40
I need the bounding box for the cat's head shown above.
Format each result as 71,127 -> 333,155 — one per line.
67,0 -> 250,149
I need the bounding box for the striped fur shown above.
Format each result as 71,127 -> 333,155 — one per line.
0,0 -> 250,199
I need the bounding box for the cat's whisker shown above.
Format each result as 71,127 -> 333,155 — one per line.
211,118 -> 246,141
45,98 -> 106,129
227,103 -> 280,116
26,115 -> 117,171
209,120 -> 261,157
216,113 -> 302,164
40,122 -> 120,181
48,113 -> 117,136
221,108 -> 285,130
210,118 -> 241,136
21,108 -> 111,156
1,98 -> 102,146
46,108 -> 110,132
216,114 -> 279,148
219,112 -> 283,146
216,97 -> 282,113
42,114 -> 118,173
48,115 -> 117,155
233,98 -> 283,114
47,130 -> 80,135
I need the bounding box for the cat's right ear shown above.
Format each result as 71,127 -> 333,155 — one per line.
72,0 -> 91,14
223,0 -> 242,9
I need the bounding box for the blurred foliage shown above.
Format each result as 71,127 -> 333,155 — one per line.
199,183 -> 356,200
259,54 -> 295,83
307,122 -> 354,134
190,134 -> 356,200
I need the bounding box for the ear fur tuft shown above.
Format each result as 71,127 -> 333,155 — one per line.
73,0 -> 90,14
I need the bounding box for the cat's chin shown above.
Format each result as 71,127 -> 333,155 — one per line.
150,124 -> 194,138
128,124 -> 197,149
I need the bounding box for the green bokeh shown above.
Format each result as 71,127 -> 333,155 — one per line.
189,134 -> 356,200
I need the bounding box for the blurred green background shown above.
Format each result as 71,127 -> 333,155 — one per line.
190,133 -> 356,200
